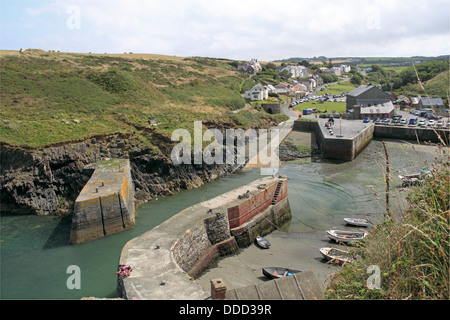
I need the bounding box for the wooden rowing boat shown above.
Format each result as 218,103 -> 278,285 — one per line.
262,267 -> 301,279
255,236 -> 271,249
319,247 -> 355,265
344,217 -> 369,227
327,229 -> 368,243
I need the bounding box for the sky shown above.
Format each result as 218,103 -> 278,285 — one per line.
1,0 -> 449,61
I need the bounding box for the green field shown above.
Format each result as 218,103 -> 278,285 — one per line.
317,80 -> 358,96
294,100 -> 347,114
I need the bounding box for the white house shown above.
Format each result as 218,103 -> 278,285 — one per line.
245,83 -> 269,101
340,65 -> 351,73
237,58 -> 262,74
279,65 -> 309,78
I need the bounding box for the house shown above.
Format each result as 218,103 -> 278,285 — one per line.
279,65 -> 309,78
245,83 -> 268,101
291,83 -> 307,93
274,82 -> 294,95
346,84 -> 394,112
330,67 -> 342,76
265,84 -> 277,94
299,78 -> 316,91
340,65 -> 351,73
418,97 -> 445,110
353,101 -> 395,120
238,58 -> 262,74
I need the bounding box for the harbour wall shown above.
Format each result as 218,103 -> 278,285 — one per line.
373,124 -> 449,143
293,120 -> 374,161
69,159 -> 135,244
117,175 -> 291,300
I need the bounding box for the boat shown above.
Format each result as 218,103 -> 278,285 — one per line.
262,267 -> 301,279
344,217 -> 369,227
319,247 -> 355,265
255,236 -> 271,249
399,169 -> 431,187
327,229 -> 368,243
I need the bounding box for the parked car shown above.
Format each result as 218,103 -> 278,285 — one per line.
319,114 -> 328,118
373,117 -> 380,123
418,119 -> 426,126
363,117 -> 370,123
400,119 -> 407,125
427,120 -> 435,126
381,119 -> 390,123
436,120 -> 444,127
409,117 -> 418,125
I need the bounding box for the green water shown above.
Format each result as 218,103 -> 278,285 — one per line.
0,140 -> 438,299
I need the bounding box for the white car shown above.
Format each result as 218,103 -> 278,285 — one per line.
400,119 -> 407,125
418,119 -> 426,126
427,120 -> 435,126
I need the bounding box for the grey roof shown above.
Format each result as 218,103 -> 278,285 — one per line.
420,97 -> 444,107
360,101 -> 395,114
347,84 -> 375,97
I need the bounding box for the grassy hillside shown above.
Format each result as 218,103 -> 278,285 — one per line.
398,69 -> 449,99
0,49 -> 285,148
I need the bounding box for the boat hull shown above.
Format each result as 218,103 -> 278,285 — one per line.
262,267 -> 301,279
255,236 -> 271,249
319,247 -> 354,265
344,218 -> 369,227
327,230 -> 367,243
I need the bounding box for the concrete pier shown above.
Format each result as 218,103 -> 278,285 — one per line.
293,119 -> 374,161
117,175 -> 291,300
69,159 -> 135,244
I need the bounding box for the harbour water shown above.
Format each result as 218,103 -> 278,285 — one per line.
0,139 -> 439,299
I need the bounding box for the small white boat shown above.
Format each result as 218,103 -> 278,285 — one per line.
344,217 -> 369,227
255,236 -> 271,249
319,247 -> 355,265
327,229 -> 368,243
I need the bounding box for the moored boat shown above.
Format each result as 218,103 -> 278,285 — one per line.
327,229 -> 368,243
344,217 -> 369,227
262,267 -> 301,279
255,236 -> 271,249
319,247 -> 355,265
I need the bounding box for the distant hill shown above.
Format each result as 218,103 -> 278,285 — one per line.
0,50 -> 285,148
274,55 -> 450,66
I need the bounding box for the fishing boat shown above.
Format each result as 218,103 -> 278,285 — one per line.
327,229 -> 368,243
262,267 -> 301,279
319,247 -> 355,265
344,217 -> 369,227
255,236 -> 271,249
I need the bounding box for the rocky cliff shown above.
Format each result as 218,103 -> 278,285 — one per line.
0,132 -> 244,216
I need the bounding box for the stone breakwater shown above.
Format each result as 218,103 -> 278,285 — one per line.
117,175 -> 291,300
69,159 -> 135,244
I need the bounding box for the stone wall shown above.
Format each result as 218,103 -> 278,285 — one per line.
69,159 -> 135,244
261,103 -> 281,114
294,119 -> 374,161
118,175 -> 291,299
374,125 -> 449,143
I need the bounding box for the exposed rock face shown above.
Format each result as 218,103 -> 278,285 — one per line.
0,132 -> 244,216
